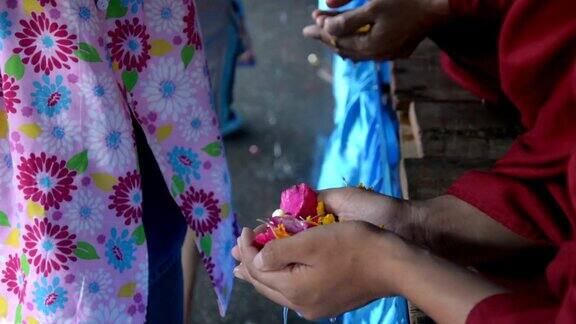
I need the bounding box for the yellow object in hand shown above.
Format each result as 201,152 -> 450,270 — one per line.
356,24 -> 372,34
317,201 -> 326,216
321,214 -> 336,225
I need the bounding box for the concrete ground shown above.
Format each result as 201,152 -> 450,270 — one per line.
191,0 -> 334,323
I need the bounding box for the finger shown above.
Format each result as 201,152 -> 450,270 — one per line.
303,25 -> 340,53
253,235 -> 312,271
312,9 -> 320,19
235,264 -> 295,309
303,24 -> 323,40
233,264 -> 245,280
312,10 -> 337,19
238,228 -> 295,291
325,0 -> 353,8
316,15 -> 327,28
253,224 -> 268,235
331,34 -> 375,61
313,10 -> 339,27
323,6 -> 374,37
232,245 -> 241,261
318,187 -> 361,219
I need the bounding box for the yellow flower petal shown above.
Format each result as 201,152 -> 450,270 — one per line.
156,124 -> 172,142
91,173 -> 118,192
320,214 -> 336,225
0,112 -> 8,139
19,123 -> 42,139
23,0 -> 43,15
117,282 -> 136,297
4,228 -> 20,248
0,297 -> 7,318
27,201 -> 45,219
220,203 -> 230,219
273,224 -> 290,239
316,201 -> 325,216
150,39 -> 174,56
26,316 -> 39,324
112,61 -> 120,72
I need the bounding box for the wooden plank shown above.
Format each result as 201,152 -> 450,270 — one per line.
393,60 -> 478,102
405,158 -> 494,200
414,101 -> 520,159
393,40 -> 478,102
398,102 -> 424,159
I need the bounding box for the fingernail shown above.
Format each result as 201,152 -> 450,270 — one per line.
253,252 -> 264,270
233,266 -> 244,279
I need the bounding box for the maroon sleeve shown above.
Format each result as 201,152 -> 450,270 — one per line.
446,0 -> 576,246
467,241 -> 576,323
449,0 -> 516,17
467,293 -> 558,323
447,172 -> 565,244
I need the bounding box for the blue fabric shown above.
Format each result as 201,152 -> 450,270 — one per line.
317,57 -> 401,198
145,253 -> 184,323
135,120 -> 187,267
135,120 -> 186,323
198,0 -> 246,135
316,2 -> 408,323
316,55 -> 408,324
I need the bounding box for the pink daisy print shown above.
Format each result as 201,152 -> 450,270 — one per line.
180,187 -> 221,236
1,74 -> 20,114
13,12 -> 78,75
16,152 -> 78,211
1,254 -> 28,303
23,218 -> 77,276
107,18 -> 151,72
108,171 -> 143,225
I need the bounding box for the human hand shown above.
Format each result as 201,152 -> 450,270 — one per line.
303,0 -> 449,61
232,222 -> 405,320
318,187 -> 415,234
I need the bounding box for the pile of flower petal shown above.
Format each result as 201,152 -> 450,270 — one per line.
254,183 -> 337,247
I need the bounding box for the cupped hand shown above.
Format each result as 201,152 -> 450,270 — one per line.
318,187 -> 416,234
304,0 -> 449,61
232,222 -> 405,320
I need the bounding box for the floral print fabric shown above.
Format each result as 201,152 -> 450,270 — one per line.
0,0 -> 237,322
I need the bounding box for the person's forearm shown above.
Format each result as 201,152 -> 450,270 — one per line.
377,233 -> 506,324
322,187 -> 539,265
391,195 -> 537,265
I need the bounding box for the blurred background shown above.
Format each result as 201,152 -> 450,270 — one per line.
192,0 -> 334,322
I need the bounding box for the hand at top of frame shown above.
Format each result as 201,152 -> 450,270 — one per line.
304,0 -> 450,61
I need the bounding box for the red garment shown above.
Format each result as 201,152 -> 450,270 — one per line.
439,0 -> 576,323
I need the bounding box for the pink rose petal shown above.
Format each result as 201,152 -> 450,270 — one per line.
280,183 -> 318,217
254,228 -> 276,247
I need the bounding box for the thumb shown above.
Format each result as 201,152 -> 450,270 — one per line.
323,5 -> 374,37
254,233 -> 311,271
